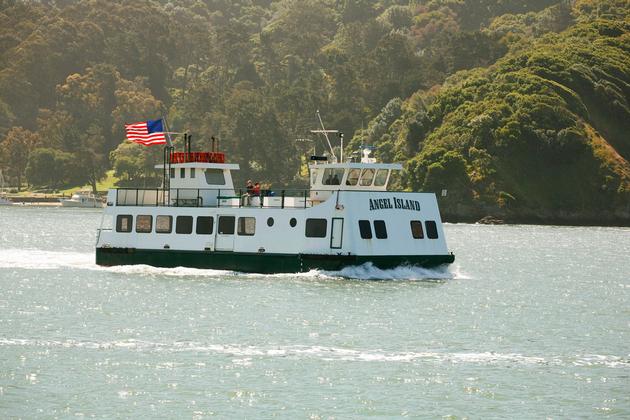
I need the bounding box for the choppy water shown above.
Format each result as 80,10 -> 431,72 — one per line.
0,206 -> 628,418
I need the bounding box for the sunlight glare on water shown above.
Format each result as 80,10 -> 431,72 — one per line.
0,207 -> 628,418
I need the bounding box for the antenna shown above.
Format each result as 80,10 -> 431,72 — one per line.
311,110 -> 338,163
339,132 -> 344,162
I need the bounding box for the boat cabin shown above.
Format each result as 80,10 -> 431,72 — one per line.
158,154 -> 239,207
308,162 -> 402,203
308,147 -> 402,202
111,149 -> 403,209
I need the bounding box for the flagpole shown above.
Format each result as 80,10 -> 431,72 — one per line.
162,116 -> 174,148
161,116 -> 175,206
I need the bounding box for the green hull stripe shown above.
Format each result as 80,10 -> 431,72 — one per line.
96,248 -> 455,274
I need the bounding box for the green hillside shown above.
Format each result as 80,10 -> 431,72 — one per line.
0,0 -> 628,223
350,0 -> 630,224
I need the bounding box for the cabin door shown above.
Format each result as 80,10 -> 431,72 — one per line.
330,217 -> 344,249
215,215 -> 235,251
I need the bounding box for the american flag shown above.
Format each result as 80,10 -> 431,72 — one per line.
125,119 -> 167,146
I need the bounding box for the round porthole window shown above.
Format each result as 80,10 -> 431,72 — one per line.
267,217 -> 274,227
289,218 -> 297,227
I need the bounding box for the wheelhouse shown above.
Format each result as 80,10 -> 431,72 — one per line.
308,162 -> 403,203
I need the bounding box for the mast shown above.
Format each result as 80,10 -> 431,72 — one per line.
311,110 -> 339,163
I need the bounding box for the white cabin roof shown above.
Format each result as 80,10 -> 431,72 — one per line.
308,162 -> 402,170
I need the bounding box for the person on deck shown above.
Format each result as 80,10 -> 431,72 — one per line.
246,180 -> 254,195
252,182 -> 261,196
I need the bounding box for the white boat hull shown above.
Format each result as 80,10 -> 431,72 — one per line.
60,193 -> 103,208
60,199 -> 103,208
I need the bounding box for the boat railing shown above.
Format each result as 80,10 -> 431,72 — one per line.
112,187 -> 425,209
113,188 -> 316,209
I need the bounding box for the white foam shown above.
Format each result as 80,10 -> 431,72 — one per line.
102,264 -> 234,278
1,338 -> 625,368
0,248 -> 234,278
320,262 -> 467,281
241,262 -> 466,281
0,248 -> 467,281
0,248 -> 94,270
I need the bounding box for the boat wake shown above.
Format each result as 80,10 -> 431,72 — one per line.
319,262 -> 468,281
0,248 -> 468,281
0,337 -> 627,368
0,248 -> 95,270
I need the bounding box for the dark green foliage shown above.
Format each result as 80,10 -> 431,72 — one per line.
26,148 -> 78,188
0,0 -> 627,222
367,1 -> 629,217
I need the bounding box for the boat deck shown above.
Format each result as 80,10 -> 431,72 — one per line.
111,188 -> 424,209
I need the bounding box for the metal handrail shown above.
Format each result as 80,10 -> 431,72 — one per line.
113,187 -> 421,208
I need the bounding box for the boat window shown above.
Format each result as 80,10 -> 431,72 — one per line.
218,216 -> 235,234
136,215 -> 152,233
156,215 -> 172,233
191,168 -> 196,179
170,168 -> 175,179
358,220 -> 372,239
410,221 -> 424,239
305,218 -> 327,238
323,168 -> 344,185
176,216 -> 193,234
180,168 -> 185,178
267,217 -> 274,227
237,217 -> 256,236
310,168 -> 319,185
196,216 -> 214,235
289,218 -> 297,227
359,169 -> 375,186
116,215 -> 132,233
346,169 -> 360,186
205,169 -> 226,185
374,220 -> 387,239
374,169 -> 389,187
425,220 -> 438,239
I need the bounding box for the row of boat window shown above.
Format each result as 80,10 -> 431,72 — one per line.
317,168 -> 389,187
358,220 -> 438,240
116,214 -> 327,238
116,215 -> 439,240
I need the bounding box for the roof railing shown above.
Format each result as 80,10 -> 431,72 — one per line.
169,152 -> 226,164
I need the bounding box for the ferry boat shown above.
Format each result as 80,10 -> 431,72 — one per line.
95,144 -> 455,273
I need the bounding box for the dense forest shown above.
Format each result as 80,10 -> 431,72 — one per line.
0,0 -> 628,223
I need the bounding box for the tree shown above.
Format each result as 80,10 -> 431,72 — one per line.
0,98 -> 15,137
0,127 -> 39,191
25,147 -> 75,188
221,82 -> 298,185
110,141 -> 163,187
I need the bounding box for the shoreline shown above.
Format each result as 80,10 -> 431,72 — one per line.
442,213 -> 630,228
3,196 -> 62,206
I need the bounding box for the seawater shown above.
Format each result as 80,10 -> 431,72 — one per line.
0,206 -> 628,418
